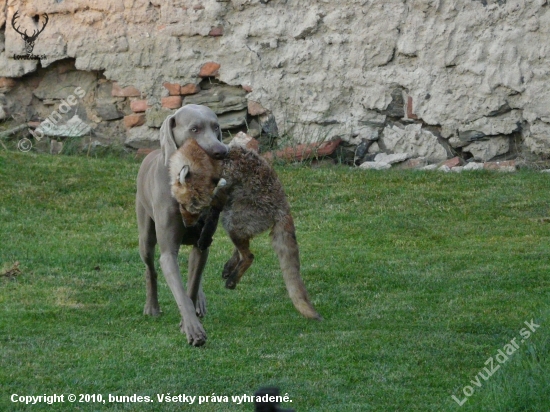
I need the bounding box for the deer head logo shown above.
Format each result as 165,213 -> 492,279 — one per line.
11,11 -> 49,55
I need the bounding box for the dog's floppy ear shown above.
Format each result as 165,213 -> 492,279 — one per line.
160,114 -> 177,167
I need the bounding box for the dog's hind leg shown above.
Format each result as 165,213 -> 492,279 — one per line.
188,246 -> 209,318
137,203 -> 161,316
225,236 -> 254,290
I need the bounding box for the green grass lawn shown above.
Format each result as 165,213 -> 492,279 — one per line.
0,151 -> 548,411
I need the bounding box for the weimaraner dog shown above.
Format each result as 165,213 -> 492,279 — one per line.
136,104 -> 228,346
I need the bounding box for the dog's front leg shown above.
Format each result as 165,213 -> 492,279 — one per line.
157,225 -> 206,346
159,250 -> 206,346
188,246 -> 208,318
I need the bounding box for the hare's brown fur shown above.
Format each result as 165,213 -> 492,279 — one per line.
171,143 -> 321,320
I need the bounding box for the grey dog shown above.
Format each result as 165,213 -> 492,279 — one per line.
135,104 -> 228,346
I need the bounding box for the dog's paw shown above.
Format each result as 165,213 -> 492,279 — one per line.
143,303 -> 162,316
179,319 -> 207,347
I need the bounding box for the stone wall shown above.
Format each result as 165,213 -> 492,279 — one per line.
1,0 -> 550,161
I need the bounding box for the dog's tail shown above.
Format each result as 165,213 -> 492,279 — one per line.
271,214 -> 322,320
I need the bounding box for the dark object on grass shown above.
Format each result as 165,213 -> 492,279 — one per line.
1,261 -> 22,278
254,387 -> 295,412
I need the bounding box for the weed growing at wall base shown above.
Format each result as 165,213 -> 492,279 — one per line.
451,319 -> 541,406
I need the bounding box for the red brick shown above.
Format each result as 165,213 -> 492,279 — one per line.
161,96 -> 182,109
112,82 -> 141,97
124,114 -> 146,128
441,156 -> 463,169
248,101 -> 267,116
130,99 -> 150,113
263,138 -> 342,162
180,83 -> 200,96
163,82 -> 181,96
209,26 -> 223,37
406,95 -> 418,119
199,62 -> 220,77
242,84 -> 253,93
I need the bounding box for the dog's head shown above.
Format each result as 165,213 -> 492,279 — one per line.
161,104 -> 228,167
169,138 -> 226,226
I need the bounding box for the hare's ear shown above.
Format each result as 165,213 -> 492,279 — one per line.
160,114 -> 177,167
179,165 -> 189,185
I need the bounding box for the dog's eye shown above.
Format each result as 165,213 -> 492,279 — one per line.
190,127 -> 198,133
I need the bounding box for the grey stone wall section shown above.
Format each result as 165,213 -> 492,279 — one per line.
0,0 -> 549,157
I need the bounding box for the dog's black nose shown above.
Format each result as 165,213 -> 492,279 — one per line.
212,144 -> 228,160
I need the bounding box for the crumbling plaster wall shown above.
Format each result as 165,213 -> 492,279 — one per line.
1,0 -> 550,159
